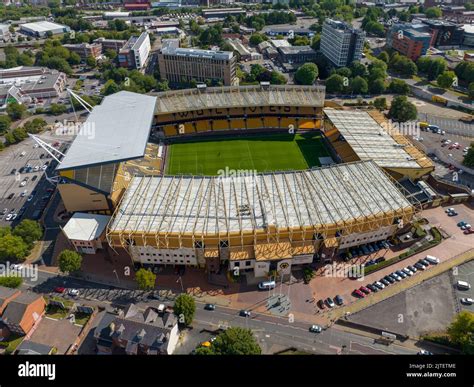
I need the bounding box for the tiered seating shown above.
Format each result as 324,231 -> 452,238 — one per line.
196,120 -> 211,132
212,119 -> 229,131
163,125 -> 177,136
246,117 -> 263,129
230,119 -> 246,130
263,116 -> 279,128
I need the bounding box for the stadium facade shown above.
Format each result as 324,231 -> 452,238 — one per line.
57,85 -> 432,277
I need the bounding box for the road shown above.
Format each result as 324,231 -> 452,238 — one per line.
23,269 -> 424,355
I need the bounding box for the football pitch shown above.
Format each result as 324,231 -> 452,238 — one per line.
166,132 -> 331,175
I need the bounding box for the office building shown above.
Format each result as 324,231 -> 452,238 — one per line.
158,40 -> 237,86
277,45 -> 318,64
93,37 -> 127,52
387,24 -> 431,60
320,19 -> 366,67
0,24 -> 11,41
118,32 -> 151,70
63,43 -> 102,60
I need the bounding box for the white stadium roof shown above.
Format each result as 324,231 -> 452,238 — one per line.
58,91 -> 156,171
324,109 -> 421,169
109,160 -> 412,236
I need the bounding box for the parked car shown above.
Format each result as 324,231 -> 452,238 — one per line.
352,289 -> 365,298
460,298 -> 474,305
68,289 -> 80,297
325,297 -> 335,308
390,273 -> 401,282
402,268 -> 413,276
457,221 -> 467,228
464,229 -> 474,235
7,193 -> 14,199
461,224 -> 472,230
54,286 -> 66,293
419,259 -> 430,267
384,275 -> 395,284
239,310 -> 251,317
380,278 -> 390,286
418,350 -> 433,355
414,262 -> 426,271
204,303 -> 216,311
375,257 -> 386,264
367,284 -> 378,293
374,281 -> 385,289
309,324 -> 322,333
359,286 -> 371,294
317,299 -> 326,309
396,270 -> 407,279
334,295 -> 344,306
407,265 -> 417,273
425,255 -> 440,264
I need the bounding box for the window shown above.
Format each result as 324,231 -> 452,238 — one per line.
245,261 -> 251,267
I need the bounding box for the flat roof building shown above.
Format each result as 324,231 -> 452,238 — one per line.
321,19 -> 365,67
387,24 -> 432,60
63,43 -> 102,60
118,32 -> 151,70
277,45 -> 318,64
19,21 -> 70,38
62,213 -> 111,254
158,40 -> 238,86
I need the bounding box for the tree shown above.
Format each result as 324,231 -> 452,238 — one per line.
134,268 -> 156,290
0,276 -> 23,288
49,104 -> 68,115
12,220 -> 43,248
417,57 -> 446,81
369,78 -> 386,94
0,234 -> 29,262
350,75 -> 368,94
0,115 -> 12,134
437,71 -> 456,89
378,51 -> 389,63
249,33 -> 266,46
447,311 -> 474,354
325,74 -> 346,94
173,294 -> 195,326
58,249 -> 83,273
389,95 -> 417,122
469,82 -> 474,100
270,71 -> 287,85
425,7 -> 442,18
196,327 -> 261,355
373,97 -> 387,110
86,55 -> 96,68
102,79 -> 120,96
294,63 -> 318,85
350,61 -> 367,77
310,33 -> 320,50
463,144 -> 474,168
455,61 -> 474,84
389,79 -> 410,94
6,102 -> 27,120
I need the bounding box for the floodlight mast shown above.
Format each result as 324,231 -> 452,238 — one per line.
29,134 -> 64,164
67,88 -> 93,120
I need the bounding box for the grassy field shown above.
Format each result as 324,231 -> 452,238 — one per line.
166,132 -> 331,175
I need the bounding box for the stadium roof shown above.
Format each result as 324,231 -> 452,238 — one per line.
58,91 -> 156,171
324,109 -> 421,169
154,85 -> 326,114
108,160 -> 412,237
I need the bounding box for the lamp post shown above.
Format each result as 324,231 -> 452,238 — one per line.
112,269 -> 120,285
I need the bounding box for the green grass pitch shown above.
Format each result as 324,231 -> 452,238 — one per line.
166,132 -> 331,176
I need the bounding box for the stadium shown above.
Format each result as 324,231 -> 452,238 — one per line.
56,84 -> 434,277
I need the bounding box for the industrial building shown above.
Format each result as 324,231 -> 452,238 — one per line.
19,21 -> 70,37
157,40 -> 238,86
321,19 -> 365,67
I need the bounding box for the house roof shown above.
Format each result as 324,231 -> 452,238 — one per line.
2,293 -> 43,325
0,286 -> 20,306
16,340 -> 53,355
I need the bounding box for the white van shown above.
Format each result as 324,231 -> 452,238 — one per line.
425,255 -> 439,264
258,280 -> 276,290
20,151 -> 26,157
456,281 -> 471,290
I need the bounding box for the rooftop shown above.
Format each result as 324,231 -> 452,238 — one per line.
20,21 -> 69,33
161,45 -> 233,61
153,84 -> 326,114
324,109 -> 423,169
62,213 -> 111,241
108,160 -> 412,238
57,91 -> 156,171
